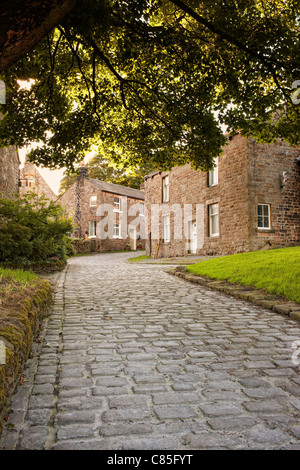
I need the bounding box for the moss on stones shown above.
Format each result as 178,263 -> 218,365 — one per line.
0,278 -> 52,434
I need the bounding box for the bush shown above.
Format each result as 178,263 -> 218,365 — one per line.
0,192 -> 73,265
65,237 -> 77,257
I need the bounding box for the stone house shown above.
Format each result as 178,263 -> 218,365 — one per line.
58,167 -> 145,252
0,150 -> 57,202
144,133 -> 300,258
19,156 -> 57,201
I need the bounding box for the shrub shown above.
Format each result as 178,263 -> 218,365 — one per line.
0,192 -> 73,265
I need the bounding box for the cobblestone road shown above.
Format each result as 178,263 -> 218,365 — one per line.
1,252 -> 300,450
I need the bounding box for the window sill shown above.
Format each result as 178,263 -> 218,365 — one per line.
256,228 -> 275,233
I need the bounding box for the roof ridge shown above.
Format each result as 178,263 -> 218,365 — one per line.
86,177 -> 144,199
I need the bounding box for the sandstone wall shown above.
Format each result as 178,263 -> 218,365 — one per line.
0,146 -> 20,198
247,138 -> 300,250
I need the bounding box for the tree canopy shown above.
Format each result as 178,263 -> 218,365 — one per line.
0,0 -> 299,173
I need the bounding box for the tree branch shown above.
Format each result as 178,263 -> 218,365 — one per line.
0,0 -> 78,72
168,0 -> 289,70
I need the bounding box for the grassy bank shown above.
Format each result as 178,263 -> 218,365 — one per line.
187,246 -> 300,303
0,267 -> 38,302
0,267 -> 52,433
0,266 -> 38,284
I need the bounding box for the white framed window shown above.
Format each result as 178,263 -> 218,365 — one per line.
208,203 -> 219,237
140,202 -> 145,216
162,215 -> 170,242
90,195 -> 97,206
162,175 -> 169,202
208,157 -> 218,186
113,223 -> 121,238
89,221 -> 97,237
113,196 -> 122,212
25,179 -> 35,187
257,204 -> 270,229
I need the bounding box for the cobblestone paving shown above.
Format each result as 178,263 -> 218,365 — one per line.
1,252 -> 300,450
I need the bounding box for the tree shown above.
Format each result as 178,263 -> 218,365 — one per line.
0,0 -> 299,173
58,153 -> 154,194
0,0 -> 77,72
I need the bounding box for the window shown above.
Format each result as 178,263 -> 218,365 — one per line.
257,204 -> 270,229
162,215 -> 170,242
113,223 -> 121,238
25,179 -> 34,187
162,176 -> 169,202
208,203 -> 219,237
89,221 -> 97,237
140,203 -> 144,216
114,196 -> 122,212
90,195 -> 97,206
208,157 -> 218,186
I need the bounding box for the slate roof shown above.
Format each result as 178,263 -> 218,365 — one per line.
87,178 -> 144,200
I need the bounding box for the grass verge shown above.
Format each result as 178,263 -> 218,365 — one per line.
127,255 -> 152,262
187,246 -> 300,303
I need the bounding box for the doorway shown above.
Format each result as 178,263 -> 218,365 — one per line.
188,220 -> 197,254
129,228 -> 136,250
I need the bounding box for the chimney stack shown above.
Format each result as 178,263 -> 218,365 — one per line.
78,165 -> 88,178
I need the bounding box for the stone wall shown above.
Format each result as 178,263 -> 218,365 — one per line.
57,181 -> 77,227
0,146 -> 20,198
0,279 -> 52,435
144,134 -> 300,258
247,138 -> 300,251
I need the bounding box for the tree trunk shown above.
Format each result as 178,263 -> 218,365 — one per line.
0,0 -> 77,72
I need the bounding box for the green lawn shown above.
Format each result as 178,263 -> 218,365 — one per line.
187,246 -> 300,303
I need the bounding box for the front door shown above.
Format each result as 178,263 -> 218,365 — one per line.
189,220 -> 197,254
